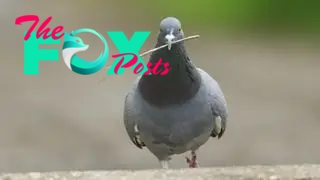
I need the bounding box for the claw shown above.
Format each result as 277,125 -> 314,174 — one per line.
185,151 -> 198,168
185,156 -> 191,163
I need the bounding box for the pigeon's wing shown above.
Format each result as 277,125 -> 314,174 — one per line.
198,68 -> 228,139
123,92 -> 145,149
210,101 -> 228,139
209,81 -> 228,139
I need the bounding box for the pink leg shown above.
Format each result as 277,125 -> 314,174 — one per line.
185,151 -> 198,168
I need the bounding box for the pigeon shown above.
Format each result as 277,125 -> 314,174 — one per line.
123,17 -> 228,169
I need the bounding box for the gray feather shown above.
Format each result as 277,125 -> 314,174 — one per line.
123,93 -> 145,149
124,68 -> 228,160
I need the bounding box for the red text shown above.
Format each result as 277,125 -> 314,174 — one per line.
15,15 -> 64,41
112,53 -> 172,75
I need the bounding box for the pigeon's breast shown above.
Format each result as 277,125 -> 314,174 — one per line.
129,70 -> 220,152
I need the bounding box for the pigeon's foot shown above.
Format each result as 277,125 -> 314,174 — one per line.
185,151 -> 198,168
159,160 -> 169,169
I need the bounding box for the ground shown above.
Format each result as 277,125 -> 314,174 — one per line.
1,165 -> 320,180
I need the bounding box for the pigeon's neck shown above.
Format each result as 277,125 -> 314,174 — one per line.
138,42 -> 201,107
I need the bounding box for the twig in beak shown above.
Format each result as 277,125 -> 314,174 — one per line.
139,35 -> 200,57
97,34 -> 200,84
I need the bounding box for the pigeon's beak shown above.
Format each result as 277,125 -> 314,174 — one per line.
165,30 -> 175,50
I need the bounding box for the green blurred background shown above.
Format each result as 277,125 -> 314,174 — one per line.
132,0 -> 320,33
0,0 -> 320,173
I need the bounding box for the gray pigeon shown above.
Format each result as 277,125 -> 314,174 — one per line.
123,17 -> 228,169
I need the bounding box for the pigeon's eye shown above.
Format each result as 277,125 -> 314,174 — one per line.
178,28 -> 181,32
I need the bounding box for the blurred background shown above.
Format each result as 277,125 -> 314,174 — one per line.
1,0 -> 320,173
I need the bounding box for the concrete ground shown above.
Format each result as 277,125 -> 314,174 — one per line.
1,165 -> 320,180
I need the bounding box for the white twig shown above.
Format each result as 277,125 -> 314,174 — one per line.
139,35 -> 200,57
97,34 -> 200,84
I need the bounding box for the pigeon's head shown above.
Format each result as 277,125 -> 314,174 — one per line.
158,17 -> 184,50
